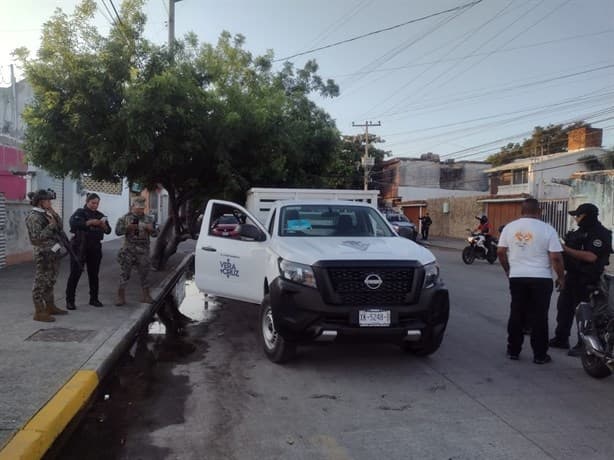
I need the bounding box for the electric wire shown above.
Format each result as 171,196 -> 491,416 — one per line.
273,0 -> 483,62
364,0 -> 515,118
326,29 -> 614,79
383,0 -> 548,116
339,9 -> 469,97
394,0 -> 575,114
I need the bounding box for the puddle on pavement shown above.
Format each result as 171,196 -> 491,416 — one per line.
58,274 -> 218,459
148,279 -> 220,335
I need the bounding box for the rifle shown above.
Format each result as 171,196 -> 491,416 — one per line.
55,227 -> 84,271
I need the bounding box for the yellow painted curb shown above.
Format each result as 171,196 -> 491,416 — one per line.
0,370 -> 99,460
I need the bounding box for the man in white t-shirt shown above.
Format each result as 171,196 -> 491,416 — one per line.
497,198 -> 565,364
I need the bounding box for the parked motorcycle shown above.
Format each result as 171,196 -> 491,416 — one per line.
575,278 -> 614,379
462,230 -> 498,265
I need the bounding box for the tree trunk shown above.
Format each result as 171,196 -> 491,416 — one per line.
150,188 -> 195,270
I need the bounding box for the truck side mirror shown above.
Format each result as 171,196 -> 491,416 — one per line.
238,224 -> 266,242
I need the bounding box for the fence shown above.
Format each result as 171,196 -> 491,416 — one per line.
539,199 -> 568,236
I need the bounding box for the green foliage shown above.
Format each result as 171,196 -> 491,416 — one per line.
16,0 -> 342,205
323,134 -> 389,189
486,122 -> 589,167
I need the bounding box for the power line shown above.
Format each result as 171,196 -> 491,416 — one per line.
398,0 -> 575,113
340,7 -> 471,99
384,0 -> 548,116
383,63 -> 614,120
273,0 -> 483,62
327,29 -> 614,79
303,0 -> 371,51
362,0 -> 514,117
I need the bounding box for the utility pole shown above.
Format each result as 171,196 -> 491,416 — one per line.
10,64 -> 17,133
352,120 -> 381,190
168,0 -> 183,49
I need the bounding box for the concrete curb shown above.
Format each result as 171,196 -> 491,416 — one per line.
0,253 -> 194,460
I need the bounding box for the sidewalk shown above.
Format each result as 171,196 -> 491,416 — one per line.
0,238 -> 195,459
418,236 -> 467,252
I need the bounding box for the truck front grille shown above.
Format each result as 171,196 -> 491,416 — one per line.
327,268 -> 414,305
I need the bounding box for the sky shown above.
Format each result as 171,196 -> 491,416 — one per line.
1,0 -> 613,161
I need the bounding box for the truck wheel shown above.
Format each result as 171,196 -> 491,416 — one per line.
462,246 -> 475,264
581,352 -> 612,379
259,295 -> 296,364
402,323 -> 446,356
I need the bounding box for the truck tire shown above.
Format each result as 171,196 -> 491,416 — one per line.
259,294 -> 296,364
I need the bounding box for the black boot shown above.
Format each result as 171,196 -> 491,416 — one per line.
89,298 -> 103,307
548,337 -> 569,349
66,300 -> 77,310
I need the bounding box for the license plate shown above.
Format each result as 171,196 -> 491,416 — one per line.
359,309 -> 391,327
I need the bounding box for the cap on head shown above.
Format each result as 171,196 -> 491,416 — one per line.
568,203 -> 598,217
27,189 -> 55,206
131,196 -> 146,209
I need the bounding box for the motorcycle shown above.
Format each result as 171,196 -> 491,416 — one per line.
575,278 -> 614,379
461,230 -> 498,265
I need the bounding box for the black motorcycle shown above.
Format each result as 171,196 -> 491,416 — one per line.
575,278 -> 614,379
461,231 -> 498,265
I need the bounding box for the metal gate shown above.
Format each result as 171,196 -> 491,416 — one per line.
0,193 -> 6,269
539,199 -> 568,237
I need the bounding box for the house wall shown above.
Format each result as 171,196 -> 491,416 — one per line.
529,150 -> 597,199
5,201 -> 33,264
398,186 -> 488,201
569,172 -> 614,233
398,160 -> 441,188
418,196 -> 486,239
0,144 -> 27,200
568,172 -> 614,272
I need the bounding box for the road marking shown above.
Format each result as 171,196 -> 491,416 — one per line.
0,370 -> 98,460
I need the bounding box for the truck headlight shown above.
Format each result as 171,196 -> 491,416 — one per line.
279,259 -> 317,288
423,262 -> 440,289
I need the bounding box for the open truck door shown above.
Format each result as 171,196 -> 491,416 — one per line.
195,200 -> 269,304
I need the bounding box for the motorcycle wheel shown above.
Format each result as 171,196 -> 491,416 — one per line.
462,246 -> 475,264
487,251 -> 497,264
581,352 -> 612,379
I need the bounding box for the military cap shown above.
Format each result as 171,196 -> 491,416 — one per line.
131,196 -> 146,208
28,189 -> 55,206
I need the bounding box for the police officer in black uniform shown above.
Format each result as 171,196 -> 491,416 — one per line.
549,203 -> 612,356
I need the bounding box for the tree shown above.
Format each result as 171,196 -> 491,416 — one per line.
486,122 -> 589,166
324,134 -> 389,189
16,0 -> 342,268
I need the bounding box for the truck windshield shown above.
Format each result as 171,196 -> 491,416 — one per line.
279,205 -> 395,237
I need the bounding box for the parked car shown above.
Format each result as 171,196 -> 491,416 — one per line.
210,214 -> 241,238
384,213 -> 417,241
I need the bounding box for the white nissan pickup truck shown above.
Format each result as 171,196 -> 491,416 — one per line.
195,199 -> 449,363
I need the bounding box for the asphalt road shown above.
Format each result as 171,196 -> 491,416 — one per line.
59,248 -> 614,460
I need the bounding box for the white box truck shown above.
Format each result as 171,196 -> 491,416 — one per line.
245,188 -> 379,224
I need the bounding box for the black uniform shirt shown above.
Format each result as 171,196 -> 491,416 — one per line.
564,222 -> 612,281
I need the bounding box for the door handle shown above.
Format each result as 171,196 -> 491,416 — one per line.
201,246 -> 216,252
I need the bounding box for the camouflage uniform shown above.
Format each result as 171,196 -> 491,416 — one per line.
115,212 -> 159,288
25,208 -> 62,310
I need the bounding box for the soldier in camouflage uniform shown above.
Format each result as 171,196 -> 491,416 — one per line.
25,189 -> 69,322
115,196 -> 159,305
